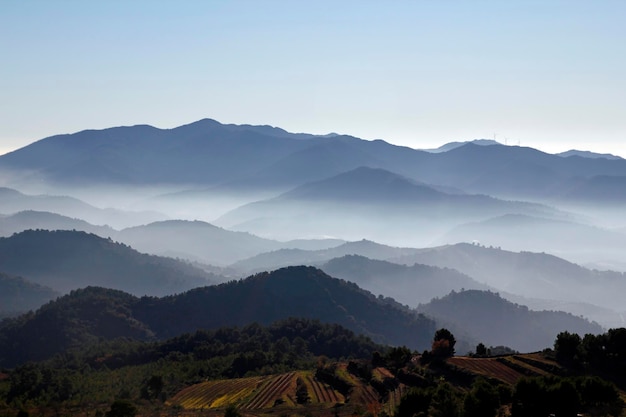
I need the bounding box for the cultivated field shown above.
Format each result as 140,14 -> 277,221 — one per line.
169,371 -> 346,411
447,353 -> 564,385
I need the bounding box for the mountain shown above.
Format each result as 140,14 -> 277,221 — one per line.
0,287 -> 155,366
276,166 -> 445,202
117,220 -> 283,265
557,149 -> 622,160
0,266 -> 436,366
417,290 -> 603,353
134,266 -> 435,347
557,175 -> 626,204
0,230 -> 217,295
424,139 -> 500,153
217,135 -> 388,192
216,167 -> 559,243
0,210 -> 116,237
434,214 -> 626,270
412,143 -> 626,200
0,213 -> 280,269
0,119 -> 315,187
0,187 -> 166,229
501,294 -> 625,329
281,237 -> 346,250
229,239 -> 422,274
0,272 -> 59,315
320,254 -> 489,306
4,120 -> 626,204
390,241 -> 626,315
116,220 -> 345,266
232,240 -> 626,328
222,140 -> 626,205
4,118 -> 626,281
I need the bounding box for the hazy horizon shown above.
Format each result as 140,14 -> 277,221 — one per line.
1,117 -> 624,159
2,1 -> 625,157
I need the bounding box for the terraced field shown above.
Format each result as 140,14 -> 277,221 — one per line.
241,372 -> 297,409
302,372 -> 344,404
514,353 -> 564,373
167,355 -> 624,417
371,366 -> 405,415
447,354 -> 561,385
169,371 -> 345,411
169,376 -> 267,409
170,355 -> 565,414
498,356 -> 551,377
447,357 -> 526,385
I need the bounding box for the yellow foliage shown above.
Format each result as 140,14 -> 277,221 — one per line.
210,387 -> 255,408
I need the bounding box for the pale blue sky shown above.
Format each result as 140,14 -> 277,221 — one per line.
1,0 -> 625,156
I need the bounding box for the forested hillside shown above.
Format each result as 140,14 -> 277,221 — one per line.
0,272 -> 59,316
0,266 -> 436,368
418,290 -> 604,352
0,229 -> 217,295
321,254 -> 489,305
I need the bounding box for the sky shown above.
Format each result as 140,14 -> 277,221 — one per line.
1,0 -> 625,157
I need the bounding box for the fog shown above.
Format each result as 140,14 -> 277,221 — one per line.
3,169 -> 625,268
2,132 -> 626,346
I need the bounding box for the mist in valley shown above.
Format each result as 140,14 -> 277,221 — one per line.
1,121 -> 626,349
4,3 -> 626,415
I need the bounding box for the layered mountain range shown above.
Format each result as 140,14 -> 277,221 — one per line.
2,118 -> 626,201
0,266 -> 602,367
0,118 -> 623,362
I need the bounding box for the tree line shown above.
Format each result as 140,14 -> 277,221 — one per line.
1,318 -> 384,410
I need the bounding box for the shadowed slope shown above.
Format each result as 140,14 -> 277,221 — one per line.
0,266 -> 436,367
0,230 -> 216,295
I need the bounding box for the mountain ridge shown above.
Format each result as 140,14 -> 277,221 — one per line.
0,266 -> 437,367
417,289 -> 603,353
0,229 -> 217,296
0,272 -> 59,315
215,166 -> 563,242
3,119 -> 626,203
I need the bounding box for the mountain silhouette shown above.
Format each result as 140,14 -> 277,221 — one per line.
0,187 -> 166,228
0,119 -> 313,186
0,272 -> 59,316
216,167 -> 560,242
3,119 -> 626,204
0,210 -> 115,237
434,214 -> 626,272
118,220 -> 283,265
320,254 -> 489,306
0,266 -> 436,366
557,149 -> 622,160
229,239 -> 420,274
424,139 -> 500,153
391,241 -> 626,315
558,175 -> 626,203
0,230 -> 217,295
417,290 -> 603,353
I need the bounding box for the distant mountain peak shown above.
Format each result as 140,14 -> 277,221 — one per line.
0,187 -> 23,197
278,166 -> 442,202
425,139 -> 501,153
170,118 -> 318,141
557,149 -> 623,160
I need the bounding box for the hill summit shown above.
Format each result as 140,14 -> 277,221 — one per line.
0,266 -> 436,367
